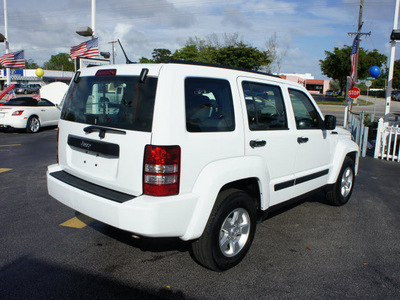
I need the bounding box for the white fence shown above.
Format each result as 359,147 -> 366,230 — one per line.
374,118 -> 400,162
346,111 -> 369,157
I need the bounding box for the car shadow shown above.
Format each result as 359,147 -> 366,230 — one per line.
261,189 -> 329,221
0,125 -> 57,134
81,190 -> 330,258
0,256 -> 187,299
81,213 -> 191,254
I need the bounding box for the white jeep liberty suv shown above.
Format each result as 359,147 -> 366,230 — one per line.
47,62 -> 359,271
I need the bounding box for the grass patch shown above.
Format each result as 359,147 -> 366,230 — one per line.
316,96 -> 373,106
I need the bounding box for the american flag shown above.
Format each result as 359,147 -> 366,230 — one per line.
350,34 -> 360,87
5,88 -> 16,101
0,50 -> 25,69
33,91 -> 41,101
70,37 -> 99,60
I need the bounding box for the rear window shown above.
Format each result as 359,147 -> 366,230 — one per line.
4,97 -> 38,106
61,76 -> 158,132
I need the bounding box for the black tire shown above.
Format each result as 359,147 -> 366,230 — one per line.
326,157 -> 355,206
191,189 -> 257,271
26,116 -> 40,133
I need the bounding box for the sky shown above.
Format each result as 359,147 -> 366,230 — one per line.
0,0 -> 398,79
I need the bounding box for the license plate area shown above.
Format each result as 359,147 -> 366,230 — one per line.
67,135 -> 120,179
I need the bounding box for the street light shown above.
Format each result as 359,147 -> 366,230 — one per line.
76,26 -> 93,37
390,29 -> 400,41
100,52 -> 110,59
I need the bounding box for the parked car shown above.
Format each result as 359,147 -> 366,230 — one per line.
15,84 -> 41,94
47,62 -> 359,271
392,90 -> 400,101
0,96 -> 61,132
326,89 -> 334,97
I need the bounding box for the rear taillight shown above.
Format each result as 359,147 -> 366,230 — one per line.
143,145 -> 181,196
12,110 -> 24,116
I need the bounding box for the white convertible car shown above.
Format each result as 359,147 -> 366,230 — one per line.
0,82 -> 68,133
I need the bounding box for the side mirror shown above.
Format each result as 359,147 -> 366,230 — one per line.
324,115 -> 336,130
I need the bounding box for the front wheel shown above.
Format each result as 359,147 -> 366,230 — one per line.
191,189 -> 257,271
26,116 -> 40,133
326,157 -> 355,206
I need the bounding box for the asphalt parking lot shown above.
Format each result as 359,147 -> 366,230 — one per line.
0,128 -> 399,299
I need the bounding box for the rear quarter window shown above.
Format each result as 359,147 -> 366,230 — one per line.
185,77 -> 235,132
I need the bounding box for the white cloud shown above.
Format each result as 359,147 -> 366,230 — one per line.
222,6 -> 252,29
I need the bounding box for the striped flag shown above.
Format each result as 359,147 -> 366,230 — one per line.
0,50 -> 25,69
33,91 -> 41,101
70,37 -> 99,60
5,88 -> 16,101
350,34 -> 359,87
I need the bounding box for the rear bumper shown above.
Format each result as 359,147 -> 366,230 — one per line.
47,164 -> 198,239
0,116 -> 27,129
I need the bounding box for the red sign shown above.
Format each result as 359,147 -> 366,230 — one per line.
348,87 -> 361,99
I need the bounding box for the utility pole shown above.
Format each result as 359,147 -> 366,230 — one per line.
344,0 -> 371,125
384,0 -> 400,122
108,41 -> 118,64
347,0 -> 371,85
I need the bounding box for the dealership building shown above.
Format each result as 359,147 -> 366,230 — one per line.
0,69 -> 74,89
279,73 -> 330,95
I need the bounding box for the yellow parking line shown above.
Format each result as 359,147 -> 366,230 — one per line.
0,144 -> 21,147
60,214 -> 94,229
0,168 -> 12,173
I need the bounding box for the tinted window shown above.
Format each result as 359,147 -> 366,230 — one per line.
37,99 -> 54,106
4,97 -> 38,106
185,78 -> 235,132
289,89 -> 322,129
61,76 -> 158,132
242,82 -> 287,130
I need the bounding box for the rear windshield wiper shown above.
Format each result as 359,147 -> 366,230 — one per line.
83,125 -> 126,139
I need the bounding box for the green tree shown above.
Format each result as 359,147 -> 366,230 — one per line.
214,42 -> 270,71
139,57 -> 154,63
173,44 -> 205,62
330,79 -> 340,91
43,53 -> 74,71
141,35 -> 271,71
319,46 -> 386,94
152,48 -> 172,63
25,59 -> 39,69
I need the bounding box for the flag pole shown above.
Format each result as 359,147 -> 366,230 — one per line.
3,0 -> 10,86
91,0 -> 96,38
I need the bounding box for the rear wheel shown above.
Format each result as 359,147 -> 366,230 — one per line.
326,157 -> 355,206
191,189 -> 257,271
26,116 -> 40,133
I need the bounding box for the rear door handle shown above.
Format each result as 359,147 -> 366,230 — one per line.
250,140 -> 266,148
297,137 -> 309,144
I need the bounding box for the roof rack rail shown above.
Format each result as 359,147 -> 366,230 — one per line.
166,60 -> 281,78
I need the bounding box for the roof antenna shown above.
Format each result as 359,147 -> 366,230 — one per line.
117,39 -> 133,64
